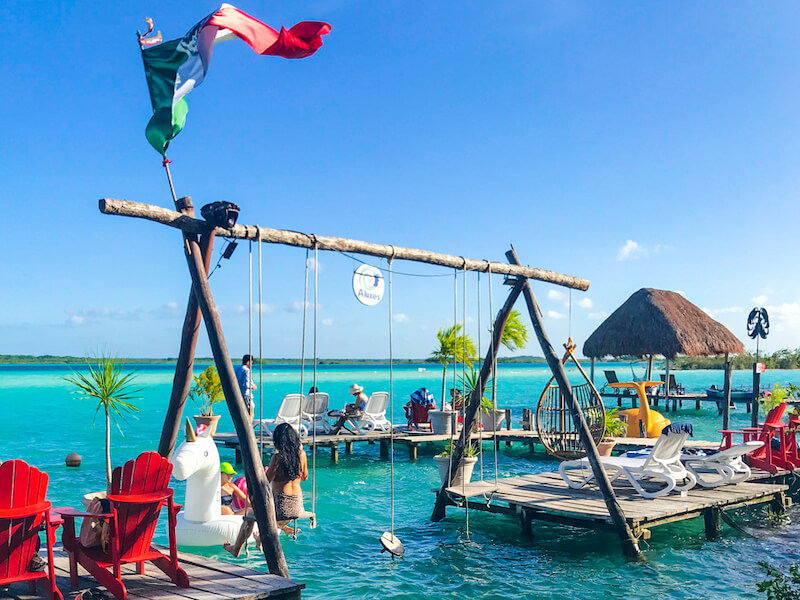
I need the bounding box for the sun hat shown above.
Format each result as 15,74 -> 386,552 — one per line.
349,383 -> 364,395
220,462 -> 237,475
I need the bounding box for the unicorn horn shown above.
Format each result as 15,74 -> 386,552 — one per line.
185,418 -> 196,442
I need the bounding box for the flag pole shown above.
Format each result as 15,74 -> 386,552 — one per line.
136,25 -> 179,207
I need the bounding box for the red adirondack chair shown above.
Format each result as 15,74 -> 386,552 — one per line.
61,452 -> 189,600
0,460 -> 63,600
719,402 -> 796,474
404,401 -> 434,430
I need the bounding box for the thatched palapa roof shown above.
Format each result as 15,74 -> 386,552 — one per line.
583,288 -> 745,359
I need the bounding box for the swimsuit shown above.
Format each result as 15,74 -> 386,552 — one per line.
221,494 -> 233,507
273,492 -> 304,521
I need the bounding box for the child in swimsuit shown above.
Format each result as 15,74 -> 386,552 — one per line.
266,423 -> 309,535
220,462 -> 247,515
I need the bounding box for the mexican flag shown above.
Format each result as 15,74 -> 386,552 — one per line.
140,4 -> 330,156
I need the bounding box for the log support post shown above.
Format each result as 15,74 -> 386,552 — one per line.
331,445 -> 339,463
157,197 -> 216,459
179,208 -> 288,577
345,441 -> 353,454
663,359 -> 669,414
704,507 -> 721,540
696,398 -> 702,410
505,409 -> 512,447
507,248 -> 642,560
432,277 -> 525,522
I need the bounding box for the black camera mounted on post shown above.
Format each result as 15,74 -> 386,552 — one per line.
200,201 -> 240,229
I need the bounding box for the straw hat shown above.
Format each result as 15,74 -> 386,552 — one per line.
349,383 -> 364,395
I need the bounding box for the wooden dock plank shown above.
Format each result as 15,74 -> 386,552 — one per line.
5,546 -> 302,600
446,470 -> 788,531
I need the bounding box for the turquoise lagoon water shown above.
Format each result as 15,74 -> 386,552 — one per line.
4,362 -> 800,600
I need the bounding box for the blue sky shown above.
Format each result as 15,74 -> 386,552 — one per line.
2,1 -> 800,359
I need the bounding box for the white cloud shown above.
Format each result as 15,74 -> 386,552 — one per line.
588,311 -> 608,320
307,257 -> 322,273
702,306 -> 743,317
289,300 -> 321,313
575,297 -> 593,309
394,313 -> 410,323
321,317 -> 334,326
768,303 -> 800,326
547,289 -> 566,302
546,310 -> 565,320
753,294 -> 769,305
68,315 -> 86,326
617,240 -> 647,261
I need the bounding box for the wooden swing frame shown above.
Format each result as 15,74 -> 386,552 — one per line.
98,196 -> 643,575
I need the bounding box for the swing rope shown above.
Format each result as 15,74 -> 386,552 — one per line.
461,263 -> 470,541
388,253 -> 396,540
311,242 -> 318,521
477,270 -> 484,481
446,269 -> 459,481
257,227 -> 264,455
489,264 -> 499,486
299,248 -> 309,397
248,241 -> 253,361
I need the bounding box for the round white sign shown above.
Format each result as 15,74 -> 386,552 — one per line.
352,264 -> 385,306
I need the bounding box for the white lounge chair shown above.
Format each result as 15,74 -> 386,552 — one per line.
559,429 -> 697,499
348,392 -> 392,433
254,394 -> 308,437
683,441 -> 764,488
303,392 -> 332,434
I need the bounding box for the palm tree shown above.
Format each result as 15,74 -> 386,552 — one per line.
65,357 -> 141,489
500,310 -> 529,351
488,309 -> 529,408
430,324 -> 478,406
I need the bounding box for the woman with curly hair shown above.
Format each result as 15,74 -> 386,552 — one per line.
266,422 -> 309,536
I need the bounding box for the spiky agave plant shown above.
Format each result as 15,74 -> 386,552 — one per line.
65,357 -> 141,489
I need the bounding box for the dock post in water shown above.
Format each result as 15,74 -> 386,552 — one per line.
752,362 -> 761,428
507,248 -> 642,560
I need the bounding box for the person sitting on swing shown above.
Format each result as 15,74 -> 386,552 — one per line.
267,423 -> 309,536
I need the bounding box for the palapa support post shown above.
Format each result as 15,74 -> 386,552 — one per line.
182,229 -> 289,578
722,354 -> 732,430
158,197 -> 215,458
664,358 -> 670,413
506,248 -> 642,560
431,277 -> 525,522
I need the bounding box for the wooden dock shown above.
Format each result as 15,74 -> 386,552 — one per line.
602,391 -> 753,413
215,428 -> 720,462
442,471 -> 788,541
3,546 -> 303,600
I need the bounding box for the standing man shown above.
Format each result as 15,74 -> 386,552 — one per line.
234,354 -> 257,420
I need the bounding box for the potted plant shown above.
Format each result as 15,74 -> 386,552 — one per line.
760,384 -> 788,418
433,441 -> 479,486
458,368 -> 505,432
598,408 -> 626,456
65,356 -> 141,494
429,324 -> 477,434
190,365 -> 225,435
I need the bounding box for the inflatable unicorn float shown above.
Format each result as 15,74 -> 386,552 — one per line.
171,419 -> 255,546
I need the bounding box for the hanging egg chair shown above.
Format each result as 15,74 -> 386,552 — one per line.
536,340 -> 606,460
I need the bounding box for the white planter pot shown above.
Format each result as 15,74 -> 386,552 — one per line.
480,409 -> 506,432
429,410 -> 457,435
434,455 -> 478,487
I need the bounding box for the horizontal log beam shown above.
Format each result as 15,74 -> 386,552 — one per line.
99,198 -> 589,290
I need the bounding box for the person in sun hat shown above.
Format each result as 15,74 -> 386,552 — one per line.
347,383 -> 368,412
220,462 -> 247,515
